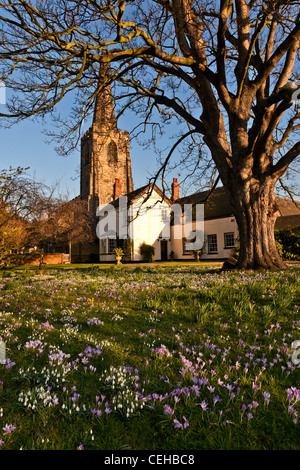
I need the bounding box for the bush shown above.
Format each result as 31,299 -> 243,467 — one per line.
122,239 -> 133,261
275,228 -> 300,260
139,242 -> 155,262
115,237 -> 133,261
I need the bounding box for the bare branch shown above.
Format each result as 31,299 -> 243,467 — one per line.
272,141 -> 300,178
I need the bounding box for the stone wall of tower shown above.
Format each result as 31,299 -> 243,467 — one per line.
91,125 -> 133,206
80,123 -> 134,210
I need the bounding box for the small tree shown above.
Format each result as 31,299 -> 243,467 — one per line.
29,198 -> 94,253
0,167 -> 94,264
0,167 -> 42,266
0,202 -> 27,267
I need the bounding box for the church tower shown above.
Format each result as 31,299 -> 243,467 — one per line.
80,66 -> 134,226
72,66 -> 134,262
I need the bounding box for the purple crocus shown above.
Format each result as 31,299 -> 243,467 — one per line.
200,400 -> 209,411
262,391 -> 270,405
2,424 -> 16,434
173,419 -> 183,430
183,416 -> 189,429
164,404 -> 174,416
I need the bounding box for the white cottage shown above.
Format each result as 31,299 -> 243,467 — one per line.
97,182 -> 173,262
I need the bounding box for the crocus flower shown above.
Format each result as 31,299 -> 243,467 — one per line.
164,404 -> 174,416
2,424 -> 16,434
183,416 -> 189,429
262,391 -> 270,405
200,400 -> 208,411
173,419 -> 183,430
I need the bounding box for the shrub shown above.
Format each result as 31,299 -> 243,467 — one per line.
122,239 -> 133,261
115,237 -> 133,261
275,228 -> 300,260
139,242 -> 155,262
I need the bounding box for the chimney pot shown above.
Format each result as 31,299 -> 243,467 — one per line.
171,178 -> 180,202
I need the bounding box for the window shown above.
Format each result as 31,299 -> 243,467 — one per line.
161,207 -> 170,222
224,232 -> 235,249
207,234 -> 218,253
108,238 -> 117,253
107,140 -> 118,164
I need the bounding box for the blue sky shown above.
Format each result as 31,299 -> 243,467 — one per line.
0,101 -> 165,199
0,115 -> 81,199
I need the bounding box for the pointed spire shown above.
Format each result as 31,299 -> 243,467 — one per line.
93,63 -> 117,131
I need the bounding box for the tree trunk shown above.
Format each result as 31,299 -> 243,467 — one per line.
226,177 -> 287,270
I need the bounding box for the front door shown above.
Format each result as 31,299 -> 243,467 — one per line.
160,240 -> 168,261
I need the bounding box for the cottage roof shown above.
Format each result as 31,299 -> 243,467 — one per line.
275,214 -> 300,230
109,183 -> 173,209
176,186 -> 300,221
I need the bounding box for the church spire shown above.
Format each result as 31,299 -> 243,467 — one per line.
93,63 -> 117,131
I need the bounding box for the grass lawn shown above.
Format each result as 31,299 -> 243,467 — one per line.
0,263 -> 299,450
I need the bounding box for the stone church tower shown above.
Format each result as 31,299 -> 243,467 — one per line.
80,68 -> 134,224
74,68 -> 134,261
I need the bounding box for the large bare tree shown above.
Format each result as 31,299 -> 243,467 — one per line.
0,0 -> 299,269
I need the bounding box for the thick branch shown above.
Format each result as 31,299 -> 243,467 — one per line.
252,20 -> 300,93
234,0 -> 250,86
272,142 -> 300,178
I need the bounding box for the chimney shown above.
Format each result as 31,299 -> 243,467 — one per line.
171,178 -> 180,202
114,178 -> 122,199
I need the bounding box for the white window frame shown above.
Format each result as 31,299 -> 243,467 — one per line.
207,234 -> 218,254
224,232 -> 235,249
